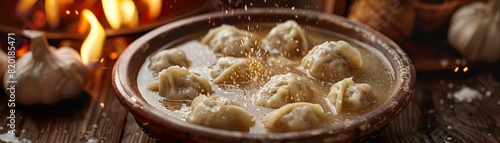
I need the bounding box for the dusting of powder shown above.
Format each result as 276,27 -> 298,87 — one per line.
453,86 -> 482,103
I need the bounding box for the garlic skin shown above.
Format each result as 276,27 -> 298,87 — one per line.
4,31 -> 88,105
448,0 -> 500,63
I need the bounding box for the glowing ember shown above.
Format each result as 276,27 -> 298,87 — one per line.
45,0 -> 60,29
16,0 -> 38,16
109,52 -> 119,60
17,43 -> 30,58
80,9 -> 105,66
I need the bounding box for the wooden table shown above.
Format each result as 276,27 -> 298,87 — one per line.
1,36 -> 499,143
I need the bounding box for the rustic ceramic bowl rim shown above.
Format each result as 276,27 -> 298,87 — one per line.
112,8 -> 416,141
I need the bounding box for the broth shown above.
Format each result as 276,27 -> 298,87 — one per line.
137,24 -> 395,134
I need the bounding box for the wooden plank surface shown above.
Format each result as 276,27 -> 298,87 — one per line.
381,67 -> 500,143
120,113 -> 155,143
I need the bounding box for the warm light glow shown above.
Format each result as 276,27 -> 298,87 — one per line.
103,0 -> 141,29
100,102 -> 105,108
66,10 -> 70,15
17,43 -> 30,58
120,0 -> 139,28
109,52 -> 119,60
80,9 -> 105,66
45,0 -> 59,28
102,0 -> 121,30
463,67 -> 469,72
139,0 -> 162,21
81,0 -> 97,8
16,0 -> 38,16
454,67 -> 459,72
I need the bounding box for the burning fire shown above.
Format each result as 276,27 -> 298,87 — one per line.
45,0 -> 60,28
138,0 -> 162,22
80,9 -> 105,65
16,0 -> 38,16
15,0 -> 164,65
102,0 -> 140,29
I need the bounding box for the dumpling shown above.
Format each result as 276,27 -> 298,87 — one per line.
148,48 -> 191,73
209,57 -> 266,84
148,66 -> 212,100
186,95 -> 255,131
264,56 -> 305,76
253,73 -> 315,108
300,41 -> 362,82
201,25 -> 259,57
325,77 -> 375,115
261,102 -> 327,132
262,20 -> 309,58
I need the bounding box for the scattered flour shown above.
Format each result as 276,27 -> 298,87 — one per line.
0,133 -> 20,143
86,138 -> 98,143
453,86 -> 482,103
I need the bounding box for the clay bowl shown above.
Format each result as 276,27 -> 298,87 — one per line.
112,8 -> 416,143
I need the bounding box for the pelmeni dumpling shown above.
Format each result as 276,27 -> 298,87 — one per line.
201,25 -> 258,57
325,77 -> 375,115
148,48 -> 191,73
209,57 -> 266,84
253,73 -> 314,108
148,66 -> 212,100
262,20 -> 309,58
186,95 -> 255,131
261,102 -> 327,132
301,41 -> 362,82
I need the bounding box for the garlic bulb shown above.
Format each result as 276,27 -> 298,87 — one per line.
448,0 -> 500,63
3,30 -> 89,105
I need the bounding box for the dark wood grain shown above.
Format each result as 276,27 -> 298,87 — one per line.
380,67 -> 500,143
120,113 -> 155,143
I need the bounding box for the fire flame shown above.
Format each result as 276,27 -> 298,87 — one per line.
102,0 -> 121,30
138,0 -> 162,21
45,0 -> 60,28
16,0 -> 38,16
119,0 -> 139,28
102,0 -> 140,29
80,9 -> 105,65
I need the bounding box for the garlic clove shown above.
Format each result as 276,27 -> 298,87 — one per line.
4,30 -> 89,105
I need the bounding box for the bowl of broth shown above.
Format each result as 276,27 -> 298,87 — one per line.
112,8 -> 415,142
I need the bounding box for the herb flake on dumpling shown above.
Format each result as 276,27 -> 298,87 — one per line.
325,77 -> 375,115
208,57 -> 266,84
262,20 -> 310,58
201,25 -> 259,57
261,102 -> 327,132
148,66 -> 212,100
148,48 -> 191,73
187,95 -> 255,131
253,73 -> 315,108
301,41 -> 362,82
